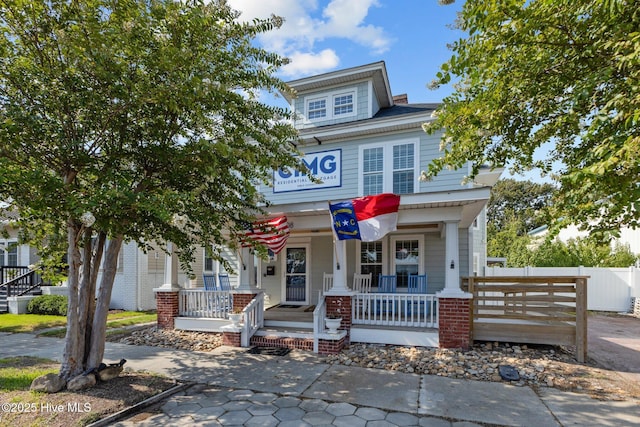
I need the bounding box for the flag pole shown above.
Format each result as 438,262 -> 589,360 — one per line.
329,200 -> 340,270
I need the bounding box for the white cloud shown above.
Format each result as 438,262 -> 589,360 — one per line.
227,0 -> 392,77
281,49 -> 340,77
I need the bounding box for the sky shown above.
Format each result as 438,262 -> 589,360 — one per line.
227,0 -> 550,183
227,0 -> 465,107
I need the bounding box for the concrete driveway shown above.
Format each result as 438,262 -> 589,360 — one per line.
588,313 -> 640,384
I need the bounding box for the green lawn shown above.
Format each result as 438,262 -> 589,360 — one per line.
0,356 -> 58,391
0,311 -> 156,334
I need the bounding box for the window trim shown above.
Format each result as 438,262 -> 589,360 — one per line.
358,138 -> 420,196
305,89 -> 357,122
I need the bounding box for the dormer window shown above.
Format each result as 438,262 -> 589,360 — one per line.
305,89 -> 356,122
333,93 -> 353,116
308,98 -> 327,120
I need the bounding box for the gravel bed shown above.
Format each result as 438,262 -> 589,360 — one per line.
110,327 -> 579,389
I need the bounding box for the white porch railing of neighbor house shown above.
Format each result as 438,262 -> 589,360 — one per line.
241,293 -> 265,347
178,289 -> 233,318
352,293 -> 438,328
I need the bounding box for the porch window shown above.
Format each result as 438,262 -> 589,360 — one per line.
394,239 -> 419,288
360,241 -> 382,288
359,140 -> 418,195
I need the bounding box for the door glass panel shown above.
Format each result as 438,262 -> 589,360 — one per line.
285,247 -> 306,302
395,240 -> 419,289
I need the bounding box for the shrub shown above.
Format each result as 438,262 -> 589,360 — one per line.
27,295 -> 68,316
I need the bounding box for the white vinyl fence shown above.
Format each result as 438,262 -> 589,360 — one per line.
483,266 -> 640,312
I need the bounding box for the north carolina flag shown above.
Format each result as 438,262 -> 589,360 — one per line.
242,216 -> 290,254
329,193 -> 400,242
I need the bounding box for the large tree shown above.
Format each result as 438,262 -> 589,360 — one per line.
487,178 -> 555,235
426,0 -> 640,236
0,0 -> 299,381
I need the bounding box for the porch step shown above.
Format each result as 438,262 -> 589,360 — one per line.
251,324 -> 315,352
0,288 -> 7,313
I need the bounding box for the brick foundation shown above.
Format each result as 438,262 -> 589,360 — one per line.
438,297 -> 472,350
156,291 -> 179,330
223,331 -> 241,347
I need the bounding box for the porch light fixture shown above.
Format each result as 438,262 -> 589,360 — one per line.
450,260 -> 455,269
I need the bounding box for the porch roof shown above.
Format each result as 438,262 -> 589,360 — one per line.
264,187 -> 491,231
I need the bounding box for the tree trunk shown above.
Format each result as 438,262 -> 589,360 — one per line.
87,235 -> 124,369
84,232 -> 105,365
60,220 -> 83,380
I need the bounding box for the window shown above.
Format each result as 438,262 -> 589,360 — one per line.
360,241 -> 383,288
363,147 -> 384,195
393,239 -> 420,288
0,241 -> 18,267
333,93 -> 353,116
393,144 -> 414,194
306,89 -> 356,121
307,98 -> 326,120
359,141 -> 418,195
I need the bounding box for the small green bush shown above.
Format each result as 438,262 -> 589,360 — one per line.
27,295 -> 68,316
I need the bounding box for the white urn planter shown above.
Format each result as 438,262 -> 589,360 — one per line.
325,317 -> 342,334
228,313 -> 243,326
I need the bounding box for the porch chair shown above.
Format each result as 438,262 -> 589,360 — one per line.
375,274 -> 397,315
407,274 -> 430,318
352,272 -> 372,315
203,274 -> 217,290
377,274 -> 397,293
352,273 -> 372,293
218,273 -> 232,291
322,272 -> 333,294
217,273 -> 233,313
408,274 -> 428,293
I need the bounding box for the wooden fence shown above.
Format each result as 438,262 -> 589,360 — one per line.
462,276 -> 588,362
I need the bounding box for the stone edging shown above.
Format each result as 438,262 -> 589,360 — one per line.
86,382 -> 191,427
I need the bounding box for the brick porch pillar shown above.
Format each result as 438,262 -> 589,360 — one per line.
154,284 -> 181,330
232,292 -> 258,312
438,297 -> 472,350
320,295 -> 352,354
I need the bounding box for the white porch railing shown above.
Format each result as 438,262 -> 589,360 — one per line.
241,292 -> 265,347
313,293 -> 326,353
352,293 -> 438,328
178,289 -> 233,318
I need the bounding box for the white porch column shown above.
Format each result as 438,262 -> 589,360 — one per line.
327,239 -> 350,294
439,221 -> 469,297
156,241 -> 180,291
236,247 -> 258,291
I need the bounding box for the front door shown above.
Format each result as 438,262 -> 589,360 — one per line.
283,245 -> 309,305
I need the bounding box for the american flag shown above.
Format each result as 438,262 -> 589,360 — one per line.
242,215 -> 290,254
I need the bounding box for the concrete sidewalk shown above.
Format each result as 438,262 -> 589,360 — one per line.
1,332 -> 639,426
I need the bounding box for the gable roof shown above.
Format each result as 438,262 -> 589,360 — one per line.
283,61 -> 393,108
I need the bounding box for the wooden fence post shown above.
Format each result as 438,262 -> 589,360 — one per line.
575,277 -> 588,363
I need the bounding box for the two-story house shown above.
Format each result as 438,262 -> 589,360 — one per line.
251,61 -> 499,308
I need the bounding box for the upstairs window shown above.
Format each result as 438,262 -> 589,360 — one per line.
307,98 -> 326,120
333,93 -> 353,116
359,140 -> 418,195
305,89 -> 356,122
393,143 -> 415,194
363,147 -> 384,195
